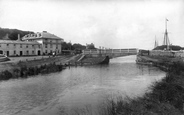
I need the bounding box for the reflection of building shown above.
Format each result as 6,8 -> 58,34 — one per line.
0,31 -> 64,56
22,31 -> 64,55
0,40 -> 41,56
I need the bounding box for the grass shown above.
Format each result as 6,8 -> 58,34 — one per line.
104,62 -> 184,115
0,63 -> 65,81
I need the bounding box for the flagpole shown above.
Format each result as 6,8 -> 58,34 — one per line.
165,18 -> 167,31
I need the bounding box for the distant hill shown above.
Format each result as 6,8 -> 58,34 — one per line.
0,28 -> 34,40
153,45 -> 184,51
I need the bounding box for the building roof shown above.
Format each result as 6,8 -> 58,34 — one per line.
22,31 -> 63,40
0,40 -> 40,45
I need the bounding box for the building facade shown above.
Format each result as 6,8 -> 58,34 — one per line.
22,31 -> 64,55
0,40 -> 42,56
0,31 -> 64,56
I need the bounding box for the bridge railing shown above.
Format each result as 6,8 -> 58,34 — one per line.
82,48 -> 138,55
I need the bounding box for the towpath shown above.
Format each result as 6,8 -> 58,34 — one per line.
0,55 -> 81,72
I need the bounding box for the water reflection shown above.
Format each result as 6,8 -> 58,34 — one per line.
0,55 -> 165,115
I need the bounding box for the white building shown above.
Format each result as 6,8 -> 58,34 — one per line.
22,31 -> 64,55
0,31 -> 64,56
0,40 -> 41,56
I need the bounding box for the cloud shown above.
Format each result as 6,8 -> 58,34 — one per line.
0,0 -> 183,49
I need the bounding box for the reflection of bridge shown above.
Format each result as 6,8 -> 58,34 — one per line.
82,48 -> 138,59
76,48 -> 138,65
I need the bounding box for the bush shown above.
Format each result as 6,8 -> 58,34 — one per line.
104,63 -> 184,115
0,70 -> 13,80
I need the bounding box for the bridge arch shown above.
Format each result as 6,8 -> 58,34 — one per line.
0,50 -> 3,54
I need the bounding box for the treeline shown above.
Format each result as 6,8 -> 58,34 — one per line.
61,42 -> 96,55
62,42 -> 86,50
62,42 -> 96,50
0,27 -> 34,40
0,63 -> 65,81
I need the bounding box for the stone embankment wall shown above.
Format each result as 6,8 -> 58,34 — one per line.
146,50 -> 184,58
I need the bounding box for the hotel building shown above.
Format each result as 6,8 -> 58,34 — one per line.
0,31 -> 64,56
0,40 -> 41,56
22,31 -> 64,55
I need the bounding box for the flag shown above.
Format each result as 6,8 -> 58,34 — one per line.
166,18 -> 169,21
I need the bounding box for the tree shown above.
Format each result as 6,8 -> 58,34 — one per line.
86,43 -> 96,49
73,43 -> 86,50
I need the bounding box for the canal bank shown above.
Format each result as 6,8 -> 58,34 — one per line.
107,61 -> 184,114
0,55 -> 165,115
136,54 -> 183,71
0,55 -> 82,81
0,53 -> 111,81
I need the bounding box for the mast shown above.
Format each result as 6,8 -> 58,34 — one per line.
163,18 -> 170,50
154,35 -> 157,48
154,35 -> 159,48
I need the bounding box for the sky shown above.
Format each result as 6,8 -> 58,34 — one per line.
0,0 -> 184,49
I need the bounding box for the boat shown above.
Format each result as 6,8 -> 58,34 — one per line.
0,54 -> 10,62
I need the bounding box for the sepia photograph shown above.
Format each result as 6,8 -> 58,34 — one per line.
0,0 -> 184,114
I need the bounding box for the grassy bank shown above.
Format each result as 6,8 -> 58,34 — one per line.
0,55 -> 79,81
105,62 -> 184,115
0,62 -> 66,81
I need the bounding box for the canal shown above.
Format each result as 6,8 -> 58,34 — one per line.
0,55 -> 165,115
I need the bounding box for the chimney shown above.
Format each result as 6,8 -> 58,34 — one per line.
17,34 -> 21,41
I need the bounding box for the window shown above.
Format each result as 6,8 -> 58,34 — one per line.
45,44 -> 47,48
45,50 -> 47,54
14,44 -> 16,48
27,51 -> 29,55
7,44 -> 9,47
32,51 -> 34,54
14,50 -> 16,54
0,44 -> 1,47
26,45 -> 28,48
32,45 -> 34,48
56,45 -> 58,49
50,44 -> 52,48
20,44 -> 22,48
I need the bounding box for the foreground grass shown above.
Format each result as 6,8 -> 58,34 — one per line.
105,62 -> 184,115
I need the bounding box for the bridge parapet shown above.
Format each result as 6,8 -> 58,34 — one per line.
83,48 -> 138,58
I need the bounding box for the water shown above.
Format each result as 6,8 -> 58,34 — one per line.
0,55 -> 165,115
